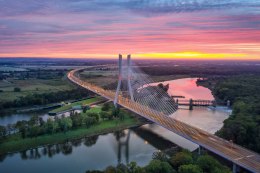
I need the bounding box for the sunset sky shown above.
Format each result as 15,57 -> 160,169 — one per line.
0,0 -> 260,60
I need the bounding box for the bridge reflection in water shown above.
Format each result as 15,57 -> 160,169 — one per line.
67,55 -> 260,173
114,127 -> 179,165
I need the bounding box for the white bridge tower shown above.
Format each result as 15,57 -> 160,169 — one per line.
114,54 -> 134,107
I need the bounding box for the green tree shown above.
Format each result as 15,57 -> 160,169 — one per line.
112,107 -> 120,118
101,103 -> 110,111
45,118 -> 58,134
59,117 -> 72,132
71,112 -> 83,128
84,117 -> 97,128
104,166 -> 117,173
118,111 -> 125,121
127,162 -> 146,173
145,160 -> 175,173
152,151 -> 168,162
100,111 -> 109,121
196,155 -> 230,173
178,164 -> 202,173
15,120 -> 28,138
87,112 -> 99,122
28,115 -> 39,126
116,163 -> 128,173
28,125 -> 41,137
170,151 -> 193,169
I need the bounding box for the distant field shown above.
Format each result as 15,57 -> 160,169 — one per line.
81,70 -> 117,77
0,66 -> 28,72
79,69 -> 191,89
20,65 -> 84,70
0,78 -> 75,102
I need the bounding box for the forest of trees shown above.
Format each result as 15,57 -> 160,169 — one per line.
212,75 -> 260,153
0,88 -> 93,110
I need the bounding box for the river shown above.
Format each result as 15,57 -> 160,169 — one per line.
0,78 -> 231,172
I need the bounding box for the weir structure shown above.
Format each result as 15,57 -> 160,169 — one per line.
67,55 -> 260,173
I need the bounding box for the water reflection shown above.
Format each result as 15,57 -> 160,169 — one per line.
0,126 -> 179,173
150,78 -> 214,100
84,136 -> 99,147
115,131 -> 131,164
134,127 -> 177,151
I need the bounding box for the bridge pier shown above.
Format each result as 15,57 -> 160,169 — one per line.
233,163 -> 238,173
227,100 -> 231,108
212,100 -> 217,107
198,146 -> 201,155
189,99 -> 193,110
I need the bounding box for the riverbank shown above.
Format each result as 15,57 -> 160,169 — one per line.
0,115 -> 144,155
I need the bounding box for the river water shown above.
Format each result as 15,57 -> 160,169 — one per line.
0,78 -> 231,172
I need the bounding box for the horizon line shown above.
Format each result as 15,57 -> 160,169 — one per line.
0,56 -> 259,61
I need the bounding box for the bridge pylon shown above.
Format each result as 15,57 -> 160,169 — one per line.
114,54 -> 134,107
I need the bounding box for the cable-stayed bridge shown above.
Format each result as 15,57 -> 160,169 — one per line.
68,55 -> 260,173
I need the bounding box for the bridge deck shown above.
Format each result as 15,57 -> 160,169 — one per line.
68,69 -> 260,173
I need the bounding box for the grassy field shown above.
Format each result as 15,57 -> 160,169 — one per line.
0,78 -> 75,102
49,97 -> 102,114
0,114 -> 141,155
85,106 -> 102,113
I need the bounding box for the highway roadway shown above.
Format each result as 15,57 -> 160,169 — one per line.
68,69 -> 260,173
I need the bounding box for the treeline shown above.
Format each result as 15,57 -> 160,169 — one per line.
0,88 -> 93,110
86,150 -> 231,173
0,103 -> 125,139
138,65 -> 260,76
212,75 -> 260,153
0,69 -> 67,80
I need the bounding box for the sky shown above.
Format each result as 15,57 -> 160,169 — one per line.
0,0 -> 260,60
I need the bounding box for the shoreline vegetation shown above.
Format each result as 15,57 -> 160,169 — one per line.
0,116 -> 143,155
85,150 -> 231,173
197,75 -> 260,153
0,99 -> 145,155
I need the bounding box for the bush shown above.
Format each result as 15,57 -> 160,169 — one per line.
101,103 -> 110,111
178,164 -> 202,173
196,155 -> 230,173
170,151 -> 193,169
145,160 -> 176,173
100,111 -> 110,120
87,112 -> 99,122
14,87 -> 21,92
84,117 -> 97,128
